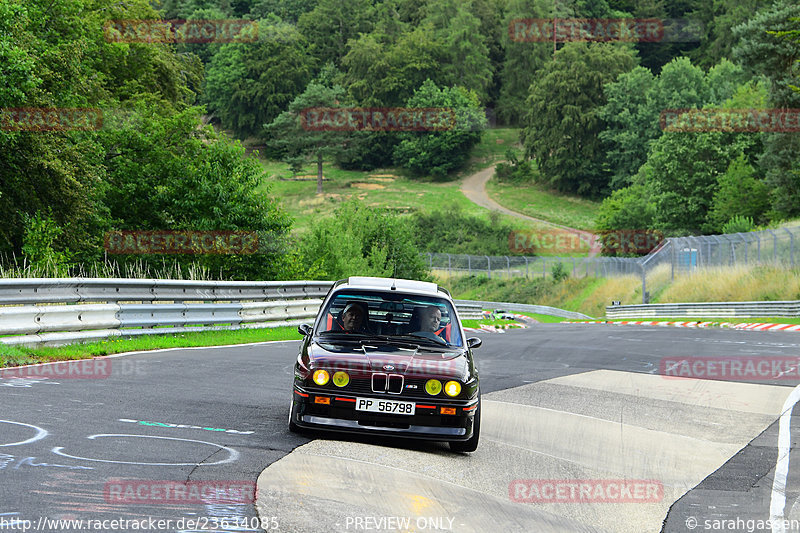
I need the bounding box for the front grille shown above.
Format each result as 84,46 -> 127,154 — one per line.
371,373 -> 387,392
388,374 -> 404,394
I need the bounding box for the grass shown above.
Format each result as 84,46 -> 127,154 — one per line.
485,177 -> 602,231
461,318 -> 519,328
443,263 -> 800,319
255,128 -> 558,238
0,327 -> 301,368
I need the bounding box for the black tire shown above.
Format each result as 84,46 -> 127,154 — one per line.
449,398 -> 480,453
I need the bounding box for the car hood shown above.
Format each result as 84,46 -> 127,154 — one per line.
308,341 -> 469,380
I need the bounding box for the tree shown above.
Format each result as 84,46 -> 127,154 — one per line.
296,0 -> 376,66
299,199 -> 429,280
641,130 -> 761,233
520,42 -> 637,196
203,19 -> 314,137
706,155 -> 770,233
392,80 -> 487,179
264,82 -> 353,193
733,0 -> 800,218
423,0 -> 493,103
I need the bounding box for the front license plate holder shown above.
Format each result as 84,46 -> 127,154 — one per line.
355,397 -> 415,416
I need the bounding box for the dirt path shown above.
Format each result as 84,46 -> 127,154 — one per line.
460,164 -> 600,256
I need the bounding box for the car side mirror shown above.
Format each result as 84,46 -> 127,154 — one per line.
298,324 -> 312,337
467,337 -> 482,349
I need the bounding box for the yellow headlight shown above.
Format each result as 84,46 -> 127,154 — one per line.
444,381 -> 462,397
313,369 -> 330,386
332,371 -> 350,387
425,379 -> 442,395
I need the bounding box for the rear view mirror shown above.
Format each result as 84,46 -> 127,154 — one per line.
298,324 -> 312,337
467,337 -> 482,349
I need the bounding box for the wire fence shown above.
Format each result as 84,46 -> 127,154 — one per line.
425,226 -> 800,303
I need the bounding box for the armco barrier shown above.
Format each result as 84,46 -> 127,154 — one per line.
455,300 -> 593,320
606,300 -> 800,319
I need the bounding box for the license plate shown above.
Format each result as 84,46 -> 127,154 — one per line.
355,397 -> 415,416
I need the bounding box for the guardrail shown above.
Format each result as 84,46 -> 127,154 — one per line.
605,301 -> 800,319
0,279 -> 550,347
456,300 -> 593,320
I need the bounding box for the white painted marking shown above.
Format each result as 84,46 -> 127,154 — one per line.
51,434 -> 239,466
0,421 -> 48,447
770,384 -> 800,533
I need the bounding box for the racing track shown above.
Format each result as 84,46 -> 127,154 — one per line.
2,325 -> 800,532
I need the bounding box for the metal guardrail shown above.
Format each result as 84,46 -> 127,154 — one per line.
456,300 -> 593,320
0,279 -> 558,347
606,301 -> 800,319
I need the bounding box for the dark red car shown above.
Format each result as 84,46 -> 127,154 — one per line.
289,276 -> 482,452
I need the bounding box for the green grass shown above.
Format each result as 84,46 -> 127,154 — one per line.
513,312 -> 569,323
461,318 -> 519,328
485,178 -> 602,231
0,327 -> 301,368
257,129 -> 557,238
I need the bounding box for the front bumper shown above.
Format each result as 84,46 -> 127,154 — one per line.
291,385 -> 478,441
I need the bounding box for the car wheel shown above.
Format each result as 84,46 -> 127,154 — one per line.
288,397 -> 301,433
449,397 -> 480,453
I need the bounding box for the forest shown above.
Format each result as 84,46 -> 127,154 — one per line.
1,0 -> 799,280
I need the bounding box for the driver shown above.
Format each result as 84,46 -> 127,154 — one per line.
336,302 -> 368,333
418,306 -> 442,332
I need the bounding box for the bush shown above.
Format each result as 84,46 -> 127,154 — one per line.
299,199 -> 429,280
551,261 -> 568,282
392,80 -> 486,179
495,149 -> 537,184
409,204 -> 521,256
722,215 -> 756,234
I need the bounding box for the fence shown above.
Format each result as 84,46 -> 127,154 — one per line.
606,301 -> 800,319
425,226 -> 800,303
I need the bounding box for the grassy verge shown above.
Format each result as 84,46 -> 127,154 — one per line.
0,327 -> 301,368
256,128 -> 549,237
485,176 -> 602,231
461,318 -> 519,328
441,264 -> 800,319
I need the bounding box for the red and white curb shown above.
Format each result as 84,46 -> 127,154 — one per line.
565,320 -> 800,332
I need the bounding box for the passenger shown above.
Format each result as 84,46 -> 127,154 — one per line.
418,306 -> 442,332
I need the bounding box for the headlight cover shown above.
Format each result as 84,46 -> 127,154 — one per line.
313,369 -> 330,386
425,379 -> 443,395
444,380 -> 462,397
332,371 -> 350,387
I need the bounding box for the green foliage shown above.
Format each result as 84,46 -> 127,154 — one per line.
721,215 -> 756,234
494,149 -> 537,184
409,204 -> 519,256
21,213 -> 71,275
203,20 -> 315,137
706,155 -> 770,233
392,80 -> 487,179
551,261 -> 569,282
521,42 -> 637,196
263,82 -> 353,192
595,183 -> 657,233
297,0 -> 376,66
299,199 -> 429,280
733,0 -> 800,219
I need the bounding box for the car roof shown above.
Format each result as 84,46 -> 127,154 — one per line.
335,276 -> 450,298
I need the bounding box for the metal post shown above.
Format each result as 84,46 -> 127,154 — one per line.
524,256 -> 529,278
572,257 -> 576,277
670,240 -> 675,281
641,263 -> 647,304
448,254 -> 451,275
485,255 -> 491,279
506,256 -> 510,279
757,233 -> 761,262
468,255 -> 471,275
784,228 -> 795,267
768,229 -> 778,263
542,257 -> 546,278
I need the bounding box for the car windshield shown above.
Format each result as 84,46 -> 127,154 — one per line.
316,290 -> 463,348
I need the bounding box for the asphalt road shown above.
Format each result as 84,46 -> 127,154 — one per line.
2,324 -> 800,532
